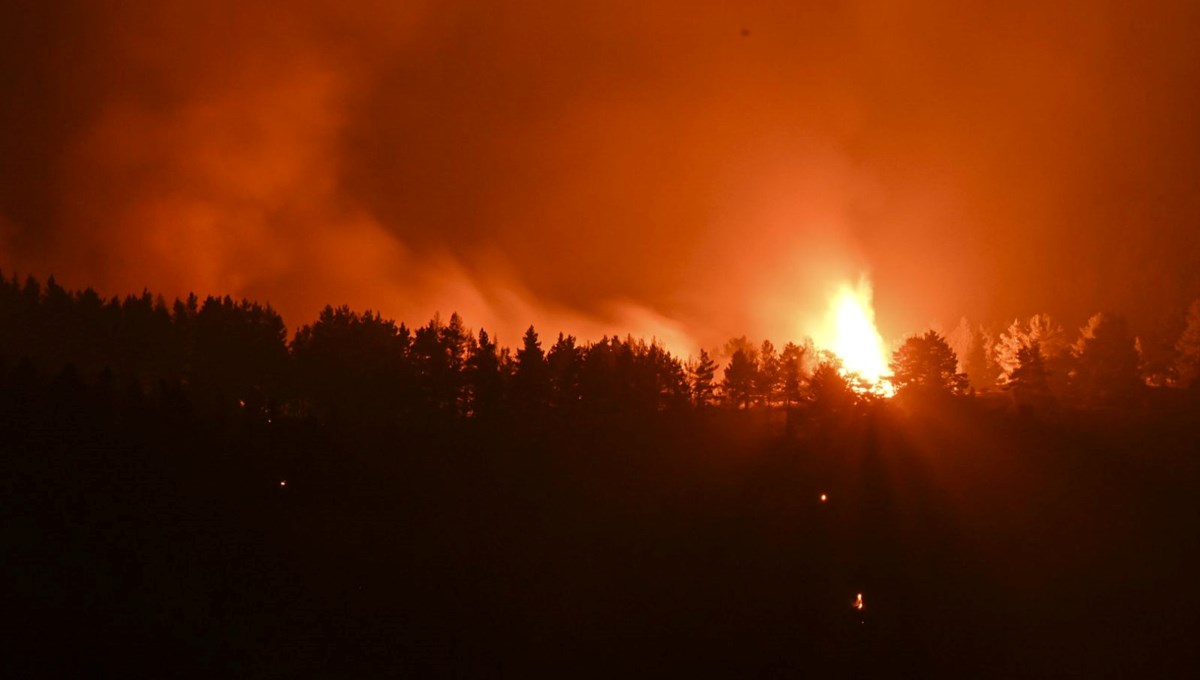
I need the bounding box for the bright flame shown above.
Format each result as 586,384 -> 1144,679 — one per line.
819,493 -> 828,503
825,279 -> 890,386
854,593 -> 864,611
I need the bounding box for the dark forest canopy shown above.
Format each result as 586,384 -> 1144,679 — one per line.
2,272 -> 1200,423
4,271 -> 1200,677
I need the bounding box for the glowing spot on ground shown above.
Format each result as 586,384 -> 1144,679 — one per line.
279,480 -> 287,487
820,493 -> 828,503
853,593 -> 864,611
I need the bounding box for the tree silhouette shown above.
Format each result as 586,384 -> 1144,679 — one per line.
722,347 -> 756,409
808,354 -> 856,413
779,341 -> 809,408
890,330 -> 968,397
688,349 -> 718,408
5,270 -> 1197,432
1008,341 -> 1054,415
513,325 -> 549,412
1073,313 -> 1142,408
467,328 -> 503,418
646,341 -> 690,411
578,335 -> 619,415
440,312 -> 474,415
192,295 -> 288,406
754,340 -> 780,406
292,305 -> 413,422
616,336 -> 654,413
405,313 -> 476,416
546,333 -> 583,412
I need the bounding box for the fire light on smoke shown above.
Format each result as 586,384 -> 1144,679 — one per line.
821,278 -> 890,387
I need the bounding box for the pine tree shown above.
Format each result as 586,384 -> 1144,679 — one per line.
689,348 -> 718,408
890,330 -> 968,396
1073,313 -> 1142,407
547,333 -> 583,410
994,314 -> 1068,386
963,324 -> 999,390
1008,341 -> 1054,414
809,354 -> 856,413
722,348 -> 756,409
754,339 -> 780,406
779,341 -> 808,408
513,325 -> 549,411
468,328 -> 503,417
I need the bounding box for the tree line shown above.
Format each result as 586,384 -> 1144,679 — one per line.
2,273 -> 1198,424
944,308 -> 1200,412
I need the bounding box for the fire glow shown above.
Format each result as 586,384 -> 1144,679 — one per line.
819,278 -> 892,392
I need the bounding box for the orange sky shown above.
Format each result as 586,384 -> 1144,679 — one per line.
2,1 -> 1199,353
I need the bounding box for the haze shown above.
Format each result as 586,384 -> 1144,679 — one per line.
3,0 -> 1199,351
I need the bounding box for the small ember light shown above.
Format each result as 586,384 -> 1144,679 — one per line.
279,480 -> 287,487
853,593 -> 864,611
819,493 -> 828,503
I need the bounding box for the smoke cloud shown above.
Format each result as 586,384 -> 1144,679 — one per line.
3,1 -> 1199,353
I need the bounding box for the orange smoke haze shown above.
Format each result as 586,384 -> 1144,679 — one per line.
3,1 -> 1200,353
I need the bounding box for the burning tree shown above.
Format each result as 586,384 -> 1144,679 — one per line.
993,314 -> 1070,388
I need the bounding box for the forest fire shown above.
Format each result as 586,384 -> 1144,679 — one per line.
819,278 -> 892,392
5,2 -> 1200,675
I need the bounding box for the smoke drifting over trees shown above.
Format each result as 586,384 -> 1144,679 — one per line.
4,273 -> 1199,420
3,1 -> 1200,348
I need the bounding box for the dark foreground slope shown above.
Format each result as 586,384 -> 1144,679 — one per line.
4,372 -> 1199,677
